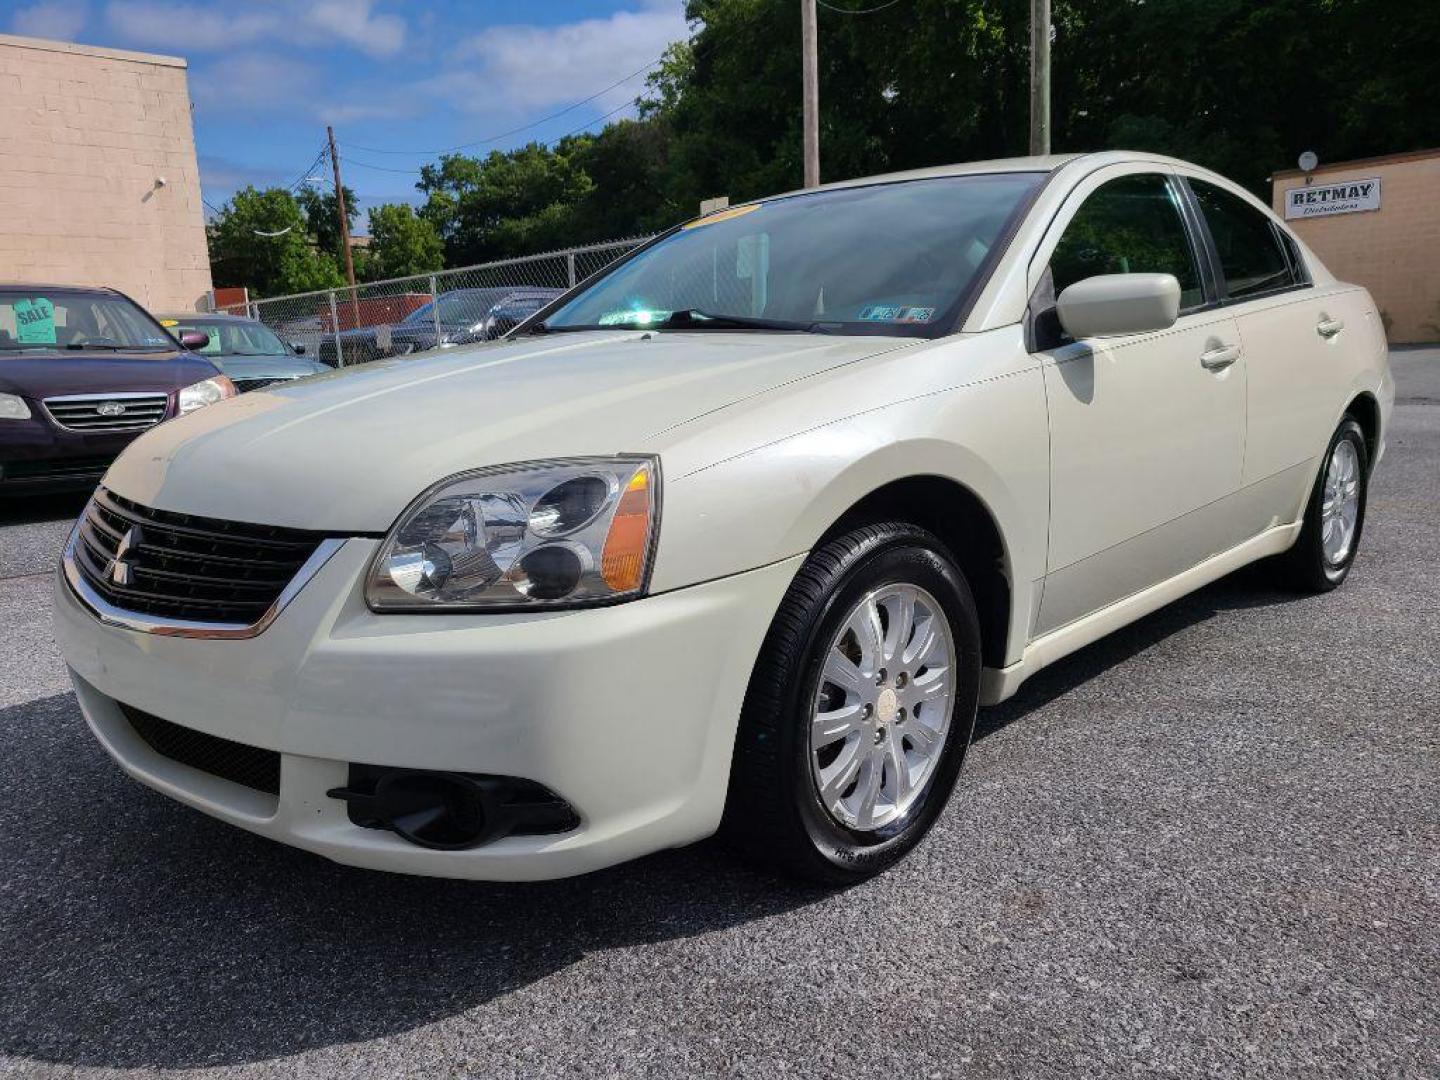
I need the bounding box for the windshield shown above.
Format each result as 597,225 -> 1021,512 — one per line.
165,317 -> 289,356
543,173 -> 1045,337
400,301 -> 435,326
0,289 -> 174,353
433,292 -> 505,326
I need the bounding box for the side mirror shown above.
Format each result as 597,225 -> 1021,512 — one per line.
290,341 -> 306,354
1055,273 -> 1180,339
179,329 -> 210,350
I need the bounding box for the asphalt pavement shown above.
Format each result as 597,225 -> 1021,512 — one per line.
1,349 -> 1436,1079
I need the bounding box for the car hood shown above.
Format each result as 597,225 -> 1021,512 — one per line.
211,355 -> 327,381
104,330 -> 914,531
0,351 -> 219,400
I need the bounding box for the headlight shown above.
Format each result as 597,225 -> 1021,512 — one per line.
0,393 -> 31,420
366,456 -> 660,612
177,375 -> 237,415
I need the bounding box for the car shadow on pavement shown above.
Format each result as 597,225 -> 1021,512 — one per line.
0,490 -> 88,527
0,566 -> 1307,1071
973,563 -> 1298,742
0,693 -> 831,1070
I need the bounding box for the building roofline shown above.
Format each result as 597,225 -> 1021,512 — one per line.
1271,147 -> 1440,180
0,32 -> 186,68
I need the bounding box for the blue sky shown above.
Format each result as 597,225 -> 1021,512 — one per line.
4,0 -> 690,223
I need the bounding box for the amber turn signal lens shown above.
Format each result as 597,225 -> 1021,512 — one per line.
601,466 -> 653,591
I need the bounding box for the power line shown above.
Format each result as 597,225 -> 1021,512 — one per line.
816,0 -> 903,12
339,94 -> 646,179
286,143 -> 331,192
338,55 -> 664,157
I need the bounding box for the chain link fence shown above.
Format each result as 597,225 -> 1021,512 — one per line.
211,237 -> 652,367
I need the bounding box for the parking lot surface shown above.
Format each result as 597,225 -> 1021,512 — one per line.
1,350 -> 1436,1079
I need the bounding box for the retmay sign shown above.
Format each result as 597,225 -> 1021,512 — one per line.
1284,177 -> 1381,220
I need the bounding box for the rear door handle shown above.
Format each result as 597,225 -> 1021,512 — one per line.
1317,317 -> 1345,338
1200,344 -> 1240,371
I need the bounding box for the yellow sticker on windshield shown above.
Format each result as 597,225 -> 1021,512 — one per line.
681,203 -> 762,229
159,318 -> 179,326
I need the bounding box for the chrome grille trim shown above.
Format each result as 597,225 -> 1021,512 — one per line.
43,392 -> 170,433
62,489 -> 345,639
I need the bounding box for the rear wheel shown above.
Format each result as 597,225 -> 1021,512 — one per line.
722,523 -> 982,883
1276,417 -> 1369,592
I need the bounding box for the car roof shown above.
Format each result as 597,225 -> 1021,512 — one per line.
0,282 -> 120,295
158,312 -> 253,321
749,150 -> 1204,204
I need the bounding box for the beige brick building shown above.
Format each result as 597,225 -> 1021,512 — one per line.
0,33 -> 211,312
1272,149 -> 1440,345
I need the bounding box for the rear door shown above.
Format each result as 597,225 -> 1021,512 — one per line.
1182,176 -> 1360,507
1029,167 -> 1246,635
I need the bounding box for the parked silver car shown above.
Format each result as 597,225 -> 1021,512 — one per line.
160,313 -> 328,393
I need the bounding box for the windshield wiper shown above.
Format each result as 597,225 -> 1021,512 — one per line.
63,342 -> 166,352
521,311 -> 825,334
658,309 -> 819,333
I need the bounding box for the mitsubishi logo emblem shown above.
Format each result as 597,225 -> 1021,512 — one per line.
96,401 -> 127,418
108,526 -> 141,587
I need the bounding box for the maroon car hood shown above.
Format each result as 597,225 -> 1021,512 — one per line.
0,350 -> 220,400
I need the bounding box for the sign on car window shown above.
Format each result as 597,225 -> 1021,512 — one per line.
15,297 -> 57,344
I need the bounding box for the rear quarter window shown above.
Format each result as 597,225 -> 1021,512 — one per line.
1189,179 -> 1298,300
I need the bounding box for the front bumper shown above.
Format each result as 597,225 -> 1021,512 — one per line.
0,414 -> 136,493
55,538 -> 800,880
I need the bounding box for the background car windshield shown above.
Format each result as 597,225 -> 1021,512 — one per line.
400,301 -> 435,326
168,319 -> 288,356
0,290 -> 173,352
543,173 -> 1045,336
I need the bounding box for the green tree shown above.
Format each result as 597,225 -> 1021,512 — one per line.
393,0 -> 1439,264
417,142 -> 595,265
364,203 -> 443,280
207,187 -> 345,297
296,184 -> 359,266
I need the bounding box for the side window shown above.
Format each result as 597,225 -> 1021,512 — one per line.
1189,179 -> 1296,299
1049,173 -> 1203,309
1276,227 -> 1309,285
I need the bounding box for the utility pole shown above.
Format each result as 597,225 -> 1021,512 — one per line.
326,125 -> 357,288
1028,0 -> 1051,156
801,0 -> 819,187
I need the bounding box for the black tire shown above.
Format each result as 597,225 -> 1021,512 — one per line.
721,523 -> 982,884
1276,416 -> 1370,592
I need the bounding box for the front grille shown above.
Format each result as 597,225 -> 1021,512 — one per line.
231,376 -> 297,394
44,393 -> 169,432
74,487 -> 327,626
120,703 -> 280,795
1,457 -> 111,482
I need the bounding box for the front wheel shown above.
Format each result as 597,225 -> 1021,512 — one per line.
722,523 -> 982,884
1276,416 -> 1370,592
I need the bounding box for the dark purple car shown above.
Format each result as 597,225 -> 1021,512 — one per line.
0,285 -> 234,495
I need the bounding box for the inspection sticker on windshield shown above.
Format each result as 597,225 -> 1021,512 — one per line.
859,304 -> 935,323
15,297 -> 56,344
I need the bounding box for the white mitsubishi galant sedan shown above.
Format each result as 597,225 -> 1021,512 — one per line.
55,152 -> 1393,883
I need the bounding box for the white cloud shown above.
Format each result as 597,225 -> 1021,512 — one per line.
104,0 -> 405,58
191,52 -> 321,113
442,1 -> 688,112
10,0 -> 88,40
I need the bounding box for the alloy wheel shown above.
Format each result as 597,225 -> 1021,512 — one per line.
1321,437 -> 1361,566
809,583 -> 957,831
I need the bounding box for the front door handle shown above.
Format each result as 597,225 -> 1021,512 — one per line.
1317,317 -> 1345,338
1200,344 -> 1240,371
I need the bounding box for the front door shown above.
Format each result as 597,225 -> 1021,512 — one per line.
1031,169 -> 1247,635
